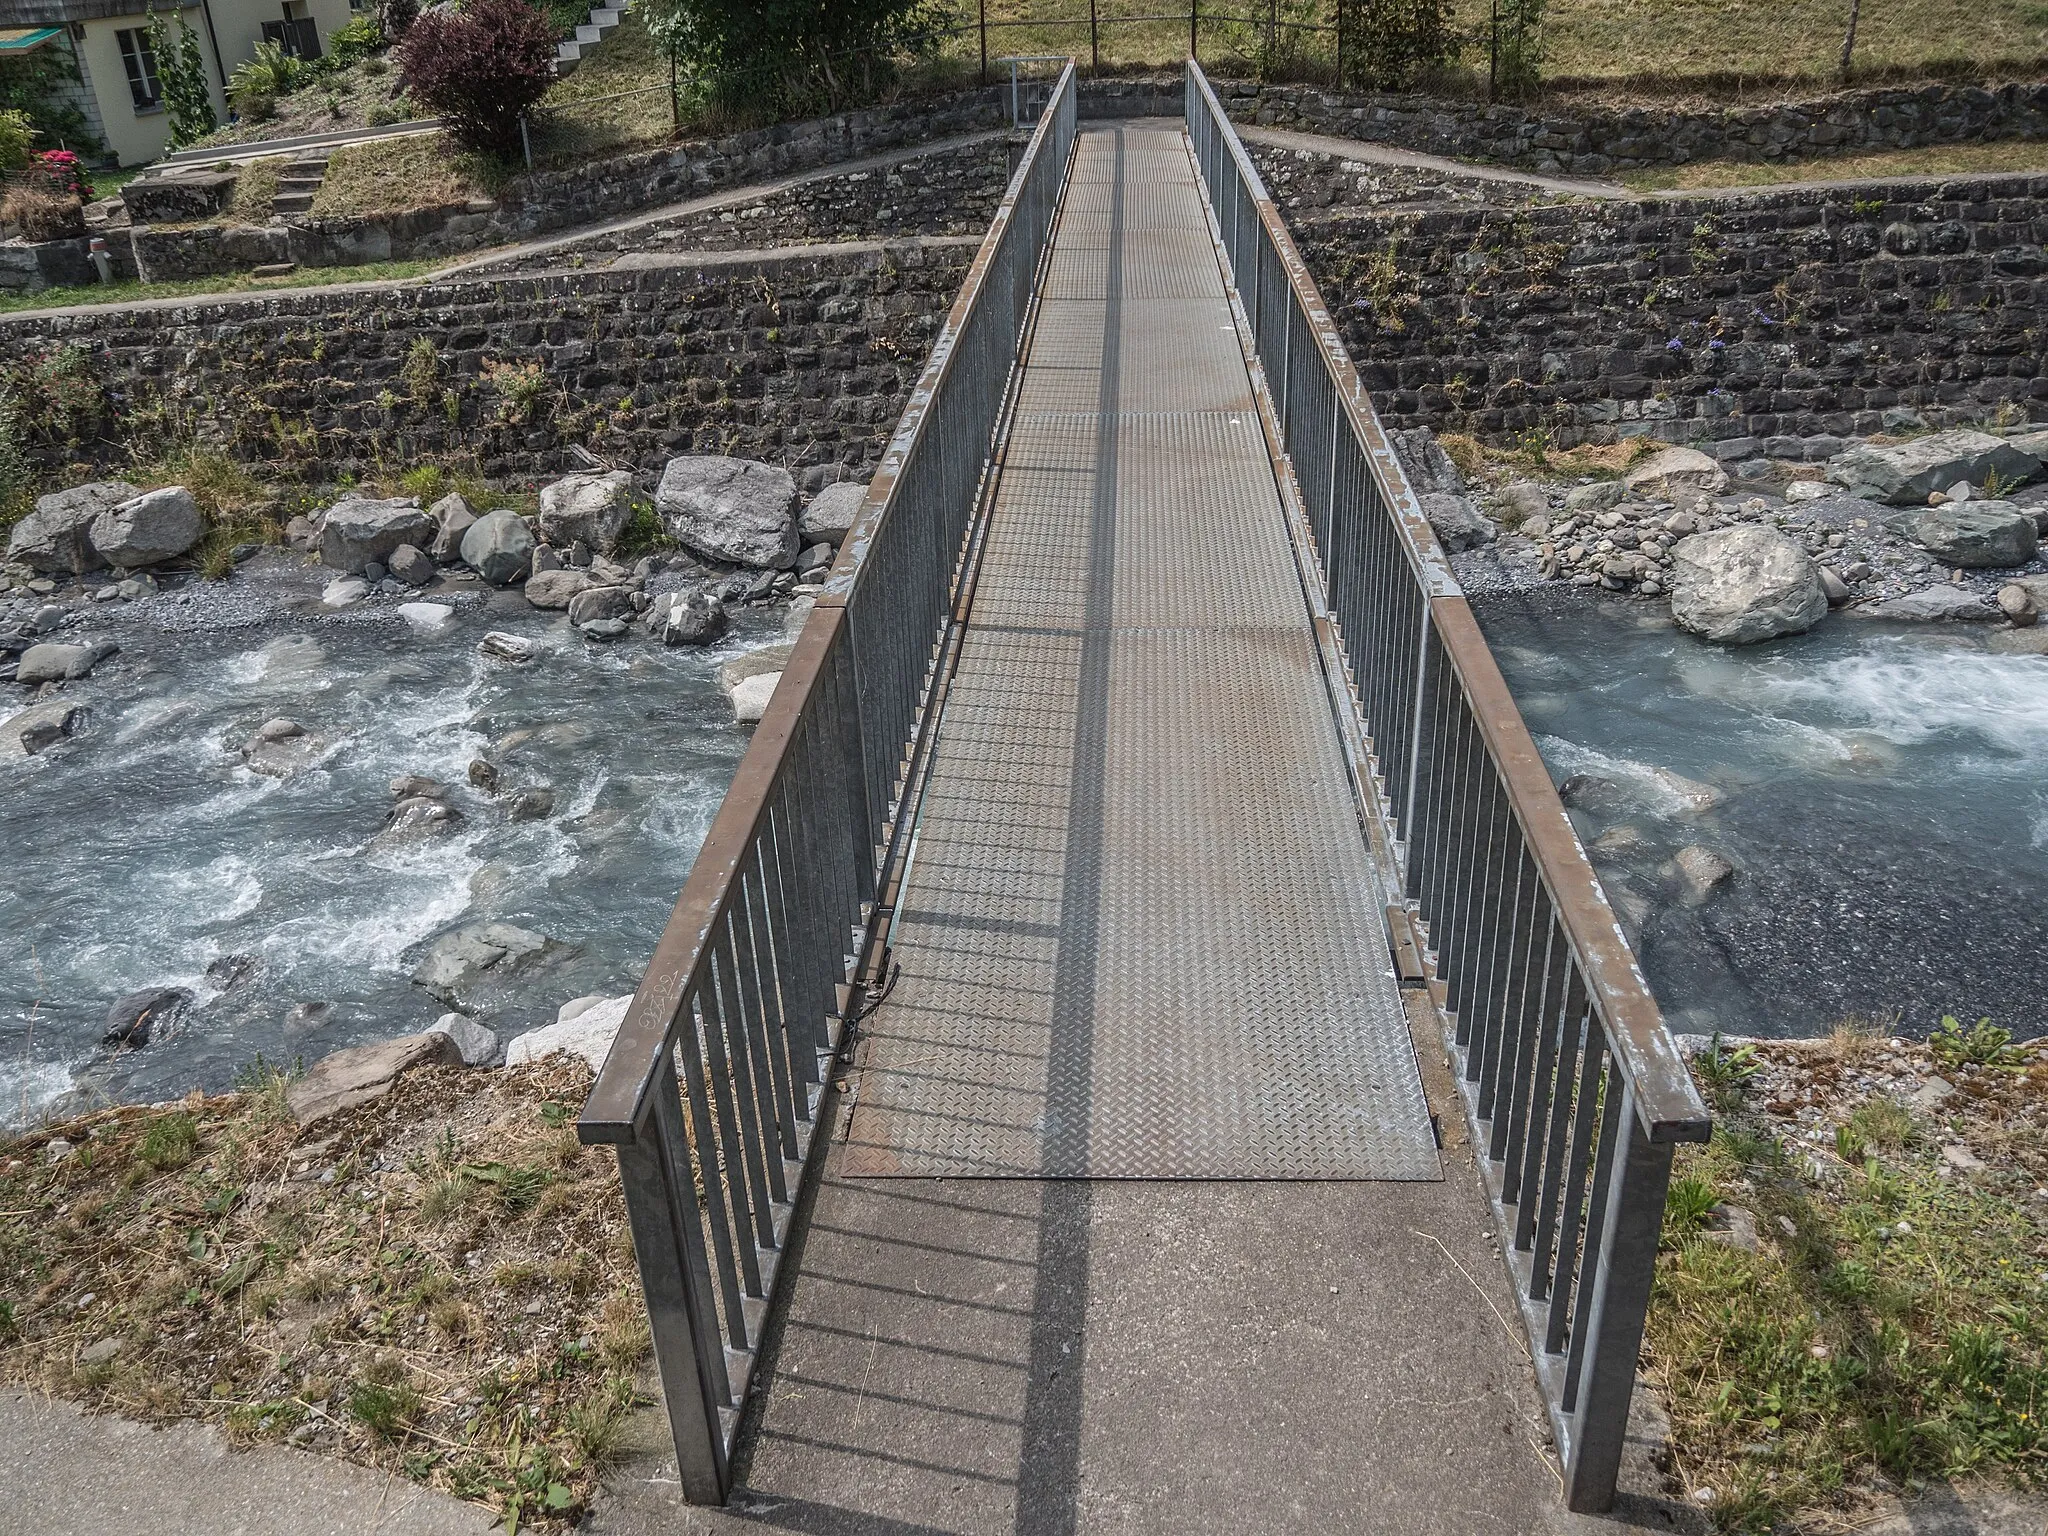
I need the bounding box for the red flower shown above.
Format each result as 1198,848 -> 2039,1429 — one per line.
34,150 -> 95,203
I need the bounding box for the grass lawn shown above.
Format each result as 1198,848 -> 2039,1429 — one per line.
955,0 -> 2046,94
531,13 -> 677,164
1649,1023 -> 2048,1532
1622,139 -> 2048,192
314,133 -> 489,216
0,1058 -> 645,1532
0,258 -> 450,317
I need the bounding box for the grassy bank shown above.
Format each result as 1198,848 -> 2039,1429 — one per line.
0,1057 -> 643,1532
0,259 -> 450,318
1624,139 -> 2048,193
1649,1022 -> 2048,1533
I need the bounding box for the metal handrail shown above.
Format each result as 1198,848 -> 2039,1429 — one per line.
576,58 -> 1078,1505
1184,59 -> 1709,1514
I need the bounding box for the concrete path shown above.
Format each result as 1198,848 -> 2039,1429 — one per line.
1236,123 -> 1630,201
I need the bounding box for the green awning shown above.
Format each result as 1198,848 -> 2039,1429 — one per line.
0,27 -> 62,51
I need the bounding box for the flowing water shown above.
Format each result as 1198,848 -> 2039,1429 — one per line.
1477,592 -> 2048,1041
2,585 -> 774,1129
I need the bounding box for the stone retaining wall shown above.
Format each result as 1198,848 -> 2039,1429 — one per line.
1221,79 -> 2048,176
1,241 -> 974,487
1283,175 -> 2048,449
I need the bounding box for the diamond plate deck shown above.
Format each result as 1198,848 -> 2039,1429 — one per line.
843,122 -> 1438,1181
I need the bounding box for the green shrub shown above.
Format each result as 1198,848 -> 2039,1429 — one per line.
230,41 -> 312,106
0,107 -> 33,175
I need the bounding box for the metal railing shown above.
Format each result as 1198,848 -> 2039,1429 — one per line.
1184,60 -> 1711,1514
574,59 -> 1077,1506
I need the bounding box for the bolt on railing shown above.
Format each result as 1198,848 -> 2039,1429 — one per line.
1184,60 -> 1710,1514
574,60 -> 1078,1506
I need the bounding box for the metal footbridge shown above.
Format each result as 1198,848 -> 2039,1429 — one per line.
580,62 -> 1709,1524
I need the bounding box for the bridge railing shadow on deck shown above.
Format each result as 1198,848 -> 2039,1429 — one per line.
574,59 -> 1080,1506
1185,59 -> 1712,1514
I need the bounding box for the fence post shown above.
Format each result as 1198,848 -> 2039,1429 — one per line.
1563,1086 -> 1674,1512
1333,0 -> 1342,87
1190,0 -> 1197,61
1090,0 -> 1099,73
519,110 -> 532,170
615,1056 -> 731,1504
979,0 -> 988,84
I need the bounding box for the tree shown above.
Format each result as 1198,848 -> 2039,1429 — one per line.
396,0 -> 556,157
640,0 -> 947,118
146,8 -> 217,148
1489,0 -> 1544,99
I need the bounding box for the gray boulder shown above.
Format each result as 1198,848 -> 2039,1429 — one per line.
287,1031 -> 461,1126
656,456 -> 799,570
320,497 -> 434,574
90,486 -> 203,568
1858,585 -> 2000,622
1420,491 -> 1495,551
7,482 -> 136,574
410,921 -> 580,1011
428,1012 -> 500,1067
1668,526 -> 1828,645
523,568 -> 591,609
6,700 -> 84,757
1888,501 -> 2038,568
649,587 -> 729,646
387,544 -> 435,586
16,641 -> 115,684
798,482 -> 867,547
1624,446 -> 1727,501
1390,426 -> 1466,494
460,509 -> 535,586
428,493 -> 478,563
566,584 -> 638,627
102,986 -> 193,1047
536,471 -> 641,553
1826,430 -> 2041,505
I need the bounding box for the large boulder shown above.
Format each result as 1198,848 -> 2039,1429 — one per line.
1825,430 -> 2041,505
320,497 -> 434,574
16,641 -> 116,684
523,568 -> 591,609
565,585 -> 638,627
7,482 -> 135,574
1888,500 -> 2038,568
655,456 -> 799,570
536,471 -> 641,553
287,1031 -> 462,1126
505,995 -> 633,1073
1668,526 -> 1828,645
1421,491 -> 1495,550
4,700 -> 84,758
409,921 -> 579,1011
89,486 -> 203,568
1858,585 -> 2000,622
648,587 -> 729,646
798,482 -> 867,547
460,509 -> 536,586
428,493 -> 477,563
1624,446 -> 1727,502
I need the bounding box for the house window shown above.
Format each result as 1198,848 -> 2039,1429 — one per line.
115,27 -> 160,111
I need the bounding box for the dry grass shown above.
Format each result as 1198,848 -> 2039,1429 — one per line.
0,1059 -> 644,1531
314,133 -> 488,218
1625,138 -> 2048,192
227,157 -> 290,223
531,14 -> 678,164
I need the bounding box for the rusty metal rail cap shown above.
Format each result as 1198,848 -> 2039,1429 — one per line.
1186,61 -> 1708,1145
578,62 -> 1080,1147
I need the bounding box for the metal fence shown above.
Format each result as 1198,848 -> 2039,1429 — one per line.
1184,59 -> 1710,1513
574,59 -> 1078,1506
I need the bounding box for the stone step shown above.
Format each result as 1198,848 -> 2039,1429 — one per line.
277,177 -> 324,192
575,22 -> 605,43
271,192 -> 315,213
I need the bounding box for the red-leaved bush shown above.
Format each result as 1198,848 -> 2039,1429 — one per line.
34,150 -> 96,203
396,0 -> 556,157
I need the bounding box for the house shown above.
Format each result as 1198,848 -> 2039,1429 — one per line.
1,0 -> 356,166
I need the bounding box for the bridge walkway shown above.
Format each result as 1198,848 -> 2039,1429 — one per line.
590,121 -> 1625,1535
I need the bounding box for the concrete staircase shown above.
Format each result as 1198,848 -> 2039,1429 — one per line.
554,0 -> 626,75
269,151 -> 331,217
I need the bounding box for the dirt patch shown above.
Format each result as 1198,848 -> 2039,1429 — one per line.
0,1058 -> 645,1531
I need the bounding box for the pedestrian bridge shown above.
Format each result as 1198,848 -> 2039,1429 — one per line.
579,62 -> 1708,1531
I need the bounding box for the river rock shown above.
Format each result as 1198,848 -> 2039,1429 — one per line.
321,576 -> 368,608
1826,430 -> 2041,505
5,700 -> 84,757
1817,566 -> 1852,606
1668,526 -> 1828,645
579,617 -> 629,640
387,544 -> 434,587
1999,583 -> 2039,624
1564,481 -> 1625,514
287,1030 -> 462,1126
6,482 -> 135,574
15,641 -> 115,684
1422,492 -> 1495,550
1625,446 -> 1727,501
90,486 -> 204,568
536,471 -> 640,553
730,672 -> 780,724
648,587 -> 729,646
718,643 -> 793,701
382,795 -> 459,842
428,1012 -> 499,1067
397,601 -> 453,630
799,482 -> 866,546
1492,481 -> 1548,526
240,719 -> 320,778
1858,586 -> 1999,622
523,568 -> 591,609
428,494 -> 477,563
1672,845 -> 1735,901
795,541 -> 835,576
565,584 -> 638,627
102,986 -> 192,1047
656,456 -> 799,570
320,497 -> 434,574
479,631 -> 538,663
460,509 -> 535,586
409,921 -> 580,1009
507,785 -> 554,821
284,515 -> 320,552
1888,500 -> 2038,568
504,994 -> 632,1073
